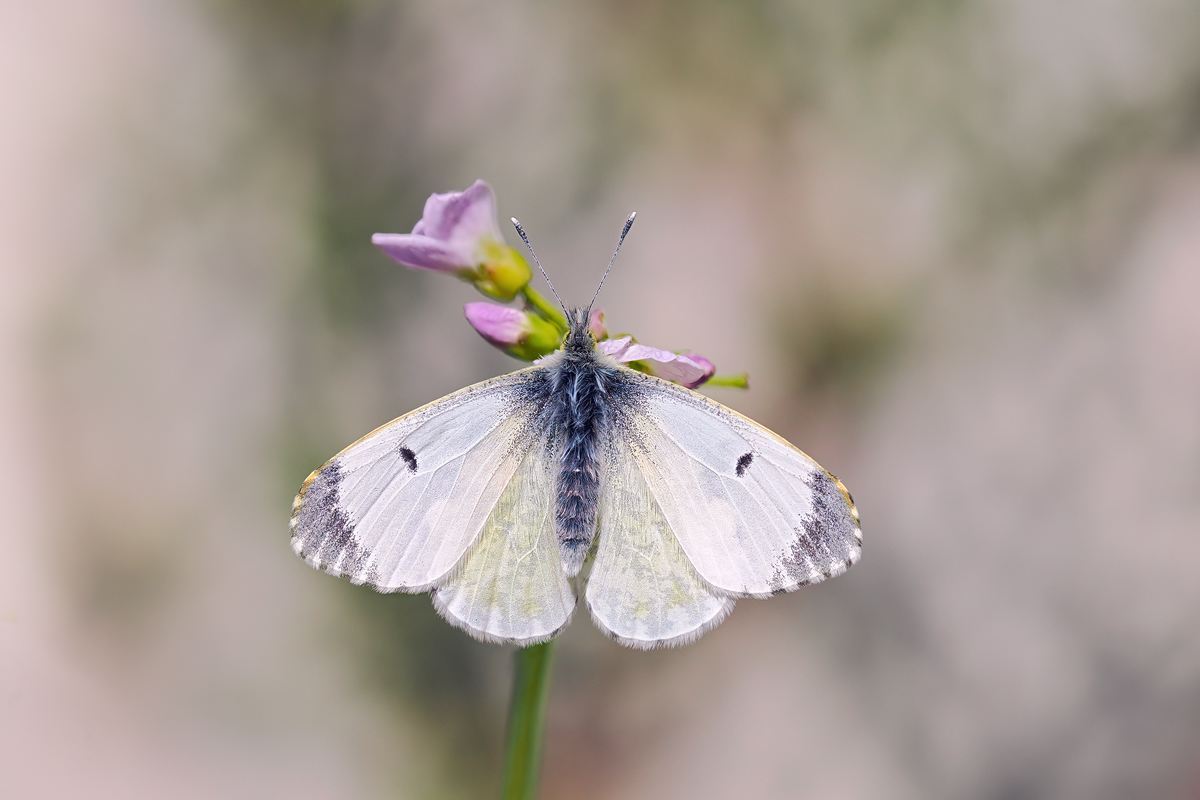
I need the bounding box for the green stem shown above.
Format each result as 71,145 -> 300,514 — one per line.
500,641 -> 556,800
521,286 -> 569,332
705,372 -> 750,388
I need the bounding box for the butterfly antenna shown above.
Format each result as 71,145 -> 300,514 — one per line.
586,212 -> 636,318
511,217 -> 568,317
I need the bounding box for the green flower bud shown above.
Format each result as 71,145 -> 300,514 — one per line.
473,241 -> 532,301
508,311 -> 562,361
464,302 -> 564,361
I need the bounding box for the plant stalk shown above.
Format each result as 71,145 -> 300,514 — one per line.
521,285 -> 569,332
705,372 -> 750,388
500,641 -> 556,800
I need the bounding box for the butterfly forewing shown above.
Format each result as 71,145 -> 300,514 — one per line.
290,370 -> 541,592
586,438 -> 735,648
433,438 -> 576,646
621,374 -> 862,598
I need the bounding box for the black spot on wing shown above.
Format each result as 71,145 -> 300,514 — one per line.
399,446 -> 418,473
292,459 -> 371,580
735,452 -> 754,477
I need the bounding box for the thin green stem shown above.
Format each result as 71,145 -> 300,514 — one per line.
705,372 -> 750,388
500,641 -> 556,800
521,286 -> 569,332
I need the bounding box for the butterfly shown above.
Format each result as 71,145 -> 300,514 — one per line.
291,214 -> 861,649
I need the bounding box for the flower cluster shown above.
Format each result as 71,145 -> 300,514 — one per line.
373,180 -> 746,389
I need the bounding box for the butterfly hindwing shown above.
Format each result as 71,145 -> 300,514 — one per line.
586,437 -> 735,648
290,369 -> 541,592
619,372 -> 862,599
433,437 -> 576,646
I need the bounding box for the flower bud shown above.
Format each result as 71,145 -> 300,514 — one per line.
588,309 -> 608,340
473,240 -> 532,301
464,302 -> 563,361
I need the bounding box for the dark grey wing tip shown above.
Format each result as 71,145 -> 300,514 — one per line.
289,458 -> 379,586
757,468 -> 862,597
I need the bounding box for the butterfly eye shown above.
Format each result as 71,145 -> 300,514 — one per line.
735,452 -> 753,477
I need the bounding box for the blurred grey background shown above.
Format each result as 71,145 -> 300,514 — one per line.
2,1 -> 1199,798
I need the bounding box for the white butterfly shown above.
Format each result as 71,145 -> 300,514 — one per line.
291,217 -> 861,649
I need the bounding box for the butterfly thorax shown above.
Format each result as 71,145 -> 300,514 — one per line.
537,308 -> 628,576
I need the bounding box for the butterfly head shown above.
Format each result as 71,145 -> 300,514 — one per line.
563,307 -> 598,354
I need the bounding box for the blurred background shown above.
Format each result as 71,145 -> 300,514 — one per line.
3,1 -> 1199,798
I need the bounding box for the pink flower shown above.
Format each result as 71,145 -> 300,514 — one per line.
598,336 -> 717,389
372,180 -> 531,300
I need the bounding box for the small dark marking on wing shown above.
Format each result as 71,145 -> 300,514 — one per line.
735,452 -> 754,477
399,446 -> 418,473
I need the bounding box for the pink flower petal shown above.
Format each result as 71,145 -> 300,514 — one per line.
374,181 -> 504,273
598,336 -> 715,388
678,353 -> 716,386
412,180 -> 501,247
372,233 -> 474,273
463,302 -> 531,346
629,346 -> 712,388
597,336 -> 632,358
